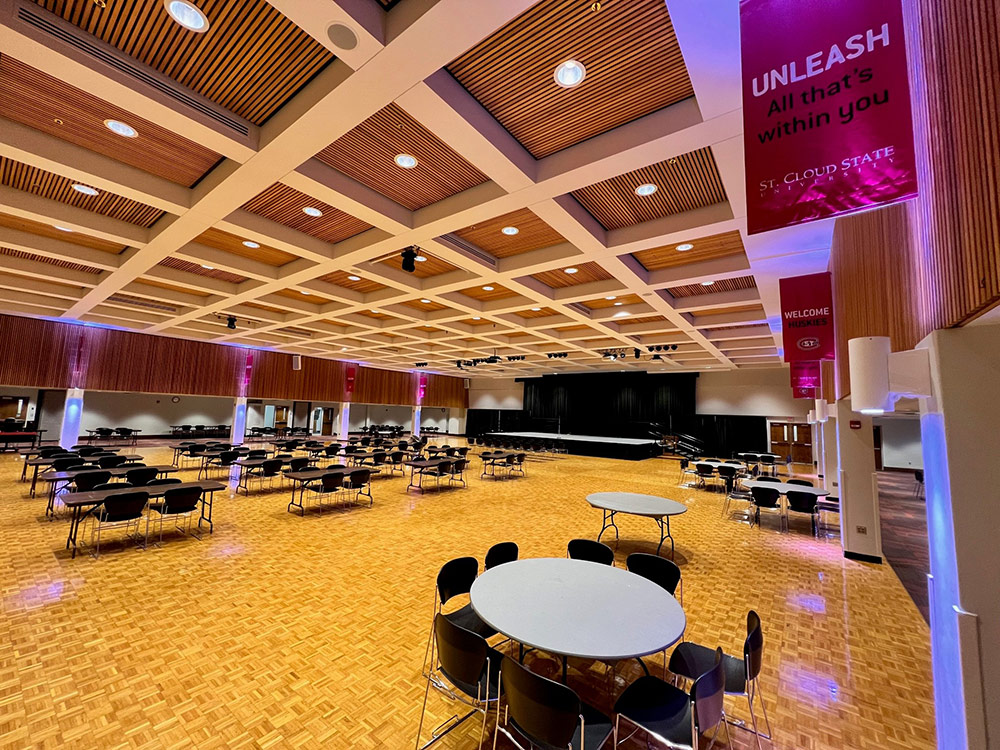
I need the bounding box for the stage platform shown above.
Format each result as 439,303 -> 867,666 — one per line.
483,431 -> 661,461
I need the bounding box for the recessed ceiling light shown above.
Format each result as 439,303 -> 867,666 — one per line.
472,316 -> 481,320
482,285 -> 494,291
347,275 -> 361,281
301,290 -> 310,295
302,206 -> 323,217
420,298 -> 432,304
635,183 -> 658,196
676,243 -> 694,252
415,255 -> 427,262
242,240 -> 260,249
341,347 -> 348,351
531,307 -> 541,312
564,267 -> 578,274
701,281 -> 715,286
613,311 -> 630,318
394,153 -> 418,169
104,119 -> 138,138
54,225 -> 73,232
164,0 -> 210,32
613,301 -> 624,306
501,226 -> 519,236
370,309 -> 381,314
72,184 -> 99,196
605,295 -> 616,300
201,264 -> 214,270
553,59 -> 586,88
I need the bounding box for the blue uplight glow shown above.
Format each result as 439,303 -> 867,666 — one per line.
60,393 -> 83,449
231,399 -> 247,445
921,412 -> 967,750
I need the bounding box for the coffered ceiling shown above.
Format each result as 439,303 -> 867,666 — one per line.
0,0 -> 835,379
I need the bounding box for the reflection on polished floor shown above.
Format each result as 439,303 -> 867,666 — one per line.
0,445 -> 934,750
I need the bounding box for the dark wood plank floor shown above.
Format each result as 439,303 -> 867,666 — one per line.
878,471 -> 929,622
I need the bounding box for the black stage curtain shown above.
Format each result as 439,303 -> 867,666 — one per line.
520,372 -> 697,439
671,414 -> 768,457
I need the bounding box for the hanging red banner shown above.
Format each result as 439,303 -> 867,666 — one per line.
790,360 -> 821,399
741,0 -> 917,234
779,271 -> 835,361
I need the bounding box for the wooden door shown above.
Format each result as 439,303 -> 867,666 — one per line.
770,422 -> 790,462
790,423 -> 813,464
322,408 -> 336,436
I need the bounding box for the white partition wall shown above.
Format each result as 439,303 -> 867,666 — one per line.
78,392 -> 233,436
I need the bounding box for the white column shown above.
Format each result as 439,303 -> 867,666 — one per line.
338,403 -> 351,440
821,413 -> 839,493
230,397 -> 247,445
836,396 -> 882,562
59,388 -> 84,449
918,325 -> 998,750
411,405 -> 421,437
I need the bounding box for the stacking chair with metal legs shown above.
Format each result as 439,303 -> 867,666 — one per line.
448,458 -> 468,487
303,472 -> 344,514
494,655 -> 615,750
567,538 -> 615,566
484,541 -> 518,570
148,486 -> 203,543
84,491 -> 150,557
415,614 -> 503,750
785,490 -> 819,535
343,469 -> 373,506
667,611 -> 772,750
615,647 -> 733,750
750,486 -> 783,531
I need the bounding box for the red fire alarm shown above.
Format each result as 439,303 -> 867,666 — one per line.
849,420 -> 861,429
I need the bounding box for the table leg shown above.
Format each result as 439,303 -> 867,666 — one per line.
198,491 -> 214,533
68,505 -> 83,558
30,464 -> 40,497
654,516 -> 675,559
20,459 -> 28,481
597,509 -> 619,545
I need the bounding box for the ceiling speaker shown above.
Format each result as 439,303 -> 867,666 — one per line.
292,355 -> 302,371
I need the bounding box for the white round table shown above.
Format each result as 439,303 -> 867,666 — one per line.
586,492 -> 687,558
470,558 -> 686,680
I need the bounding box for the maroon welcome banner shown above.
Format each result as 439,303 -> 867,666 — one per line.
790,360 -> 821,399
741,0 -> 917,234
779,271 -> 834,361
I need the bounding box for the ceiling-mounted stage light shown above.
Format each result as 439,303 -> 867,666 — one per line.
652,353 -> 662,361
671,344 -> 679,351
226,315 -> 237,330
634,348 -> 640,359
401,246 -> 417,273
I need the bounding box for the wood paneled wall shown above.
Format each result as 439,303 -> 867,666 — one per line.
0,315 -> 467,409
830,0 -> 1000,397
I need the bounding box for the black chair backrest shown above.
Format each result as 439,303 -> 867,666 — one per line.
147,478 -> 182,486
716,465 -> 738,479
500,655 -> 581,748
760,455 -> 776,465
626,553 -> 681,597
262,459 -> 283,476
321,472 -> 344,491
187,445 -> 207,456
750,486 -> 781,508
436,556 -> 478,605
162,486 -> 202,514
786,490 -> 817,514
485,542 -> 518,570
101,491 -> 149,522
77,446 -> 102,456
98,454 -> 128,468
744,453 -> 759,462
248,450 -> 268,459
348,468 -> 371,485
40,446 -> 64,457
451,459 -> 468,473
74,470 -> 112,491
324,445 -> 340,456
434,614 -> 488,692
692,648 -> 726,733
567,538 -> 614,565
126,467 -> 159,486
744,610 -> 764,681
695,462 -> 715,476
53,458 -> 86,471
390,451 -> 405,463
218,451 -> 239,464
289,457 -> 310,472
787,478 -> 814,486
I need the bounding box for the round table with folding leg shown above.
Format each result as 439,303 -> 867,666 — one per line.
470,557 -> 686,682
585,492 -> 688,558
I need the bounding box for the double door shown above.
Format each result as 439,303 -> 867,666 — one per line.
770,422 -> 813,464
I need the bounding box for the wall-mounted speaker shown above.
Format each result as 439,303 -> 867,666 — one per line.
464,378 -> 470,389
292,355 -> 302,371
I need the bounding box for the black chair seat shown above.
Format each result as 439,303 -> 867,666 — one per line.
93,507 -> 143,524
444,602 -> 497,639
614,675 -> 694,749
669,641 -> 747,694
441,645 -> 504,701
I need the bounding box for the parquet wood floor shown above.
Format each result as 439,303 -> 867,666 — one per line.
0,446 -> 934,749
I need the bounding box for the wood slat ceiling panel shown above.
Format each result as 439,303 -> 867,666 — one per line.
1,157 -> 164,227
710,323 -> 772,335
453,208 -> 565,258
531,261 -> 612,289
617,315 -> 668,326
356,309 -> 395,321
459,317 -> 494,326
242,184 -> 372,244
0,270 -> 82,292
572,148 -> 727,230
668,275 -> 757,298
580,293 -> 643,310
318,270 -> 386,293
375,250 -> 458,278
447,0 -> 693,158
552,324 -> 594,332
400,299 -> 449,312
0,211 -> 126,254
458,283 -> 518,301
133,278 -> 211,297
32,0 -> 333,126
274,289 -> 333,304
194,228 -> 298,267
0,246 -> 102,274
242,301 -> 286,314
316,104 -> 487,210
158,256 -> 247,283
633,230 -> 746,271
0,55 -> 220,187
513,306 -> 559,318
690,303 -> 766,318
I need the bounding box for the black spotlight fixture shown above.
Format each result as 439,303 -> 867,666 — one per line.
634,348 -> 640,359
456,360 -> 463,369
651,353 -> 662,361
401,246 -> 417,273
671,344 -> 679,351
226,315 -> 237,330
